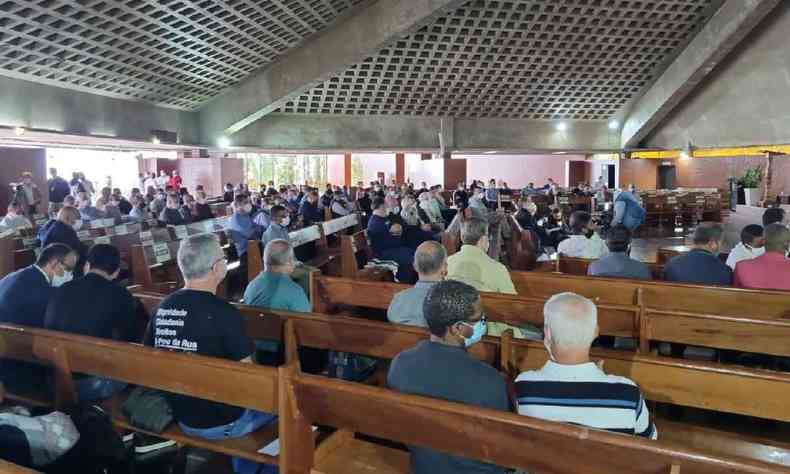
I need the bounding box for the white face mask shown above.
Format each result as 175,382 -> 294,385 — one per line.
281,216 -> 291,227
52,270 -> 73,287
72,220 -> 83,231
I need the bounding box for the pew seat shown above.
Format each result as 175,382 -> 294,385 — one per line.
312,438 -> 409,474
102,389 -> 280,465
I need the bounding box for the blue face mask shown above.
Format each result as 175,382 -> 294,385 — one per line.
461,316 -> 487,348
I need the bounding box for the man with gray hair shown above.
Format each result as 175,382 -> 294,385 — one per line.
734,223 -> 790,290
447,217 -> 516,294
515,292 -> 656,439
144,233 -> 276,474
387,241 -> 447,327
243,239 -> 325,372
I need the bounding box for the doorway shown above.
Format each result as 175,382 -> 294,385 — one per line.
606,164 -> 616,189
658,165 -> 677,190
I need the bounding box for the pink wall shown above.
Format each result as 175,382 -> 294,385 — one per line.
459,154 -> 587,188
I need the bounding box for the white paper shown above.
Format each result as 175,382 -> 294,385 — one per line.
77,230 -> 92,240
94,236 -> 111,245
114,224 -> 129,236
258,426 -> 317,456
153,242 -> 171,263
139,231 -> 153,244
173,225 -> 188,240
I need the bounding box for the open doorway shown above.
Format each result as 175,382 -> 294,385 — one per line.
658,165 -> 677,190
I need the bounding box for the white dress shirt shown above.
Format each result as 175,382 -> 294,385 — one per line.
726,242 -> 765,270
557,234 -> 609,259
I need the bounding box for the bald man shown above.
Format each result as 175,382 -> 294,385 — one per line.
40,206 -> 87,273
516,292 -> 656,439
734,223 -> 790,290
387,241 -> 447,327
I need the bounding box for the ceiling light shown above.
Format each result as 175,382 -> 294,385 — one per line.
608,120 -> 620,130
556,122 -> 568,132
13,127 -> 25,136
218,136 -> 231,148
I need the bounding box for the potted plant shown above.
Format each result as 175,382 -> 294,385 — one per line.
739,166 -> 762,206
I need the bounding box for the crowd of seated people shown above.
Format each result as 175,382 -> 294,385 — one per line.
0,169 -> 788,473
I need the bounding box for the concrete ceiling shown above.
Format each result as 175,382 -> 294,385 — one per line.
0,0 -> 366,110
278,0 -> 722,120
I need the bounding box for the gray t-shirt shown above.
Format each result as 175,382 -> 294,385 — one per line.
387,341 -> 509,474
386,281 -> 437,327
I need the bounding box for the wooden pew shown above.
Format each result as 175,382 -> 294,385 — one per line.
557,255 -> 665,279
130,291 -> 790,469
0,460 -> 40,473
0,324 -> 282,467
280,367 -> 789,474
130,240 -> 183,288
246,224 -> 334,283
338,230 -> 394,281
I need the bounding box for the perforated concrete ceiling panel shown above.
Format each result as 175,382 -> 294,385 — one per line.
0,0 -> 366,109
280,0 -> 721,120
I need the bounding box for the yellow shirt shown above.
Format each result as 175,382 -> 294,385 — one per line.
447,244 -> 517,295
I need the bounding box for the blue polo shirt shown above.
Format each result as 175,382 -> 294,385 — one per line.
243,271 -> 310,312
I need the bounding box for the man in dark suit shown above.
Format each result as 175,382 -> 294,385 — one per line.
664,222 -> 732,286
0,243 -> 78,392
40,207 -> 87,273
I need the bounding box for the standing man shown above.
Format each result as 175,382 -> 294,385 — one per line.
156,170 -> 169,189
612,188 -> 646,231
47,168 -> 71,216
144,234 -> 275,474
19,172 -> 42,216
169,170 -> 183,190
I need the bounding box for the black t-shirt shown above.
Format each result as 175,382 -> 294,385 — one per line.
45,273 -> 138,342
143,289 -> 252,429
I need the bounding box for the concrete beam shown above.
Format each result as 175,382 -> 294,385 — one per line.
0,75 -> 198,144
228,114 -> 618,153
620,0 -> 781,149
198,0 -> 468,142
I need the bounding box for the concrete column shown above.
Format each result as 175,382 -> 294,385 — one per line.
395,153 -> 405,184
344,153 -> 352,187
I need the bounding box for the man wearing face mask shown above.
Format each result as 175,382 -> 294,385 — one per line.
447,217 -> 516,294
40,207 -> 87,275
0,244 -> 77,393
515,293 -> 656,439
664,222 -> 732,286
261,205 -> 290,250
733,223 -> 790,290
299,191 -> 321,227
227,195 -> 264,285
388,280 -> 509,474
330,191 -> 352,218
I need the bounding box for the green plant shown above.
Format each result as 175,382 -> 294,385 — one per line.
739,166 -> 763,188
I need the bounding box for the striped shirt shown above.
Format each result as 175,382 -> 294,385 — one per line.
515,361 -> 656,439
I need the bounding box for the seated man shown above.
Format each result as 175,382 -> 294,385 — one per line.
664,222 -> 731,286
159,194 -> 187,226
227,194 -> 263,261
367,198 -> 416,282
261,205 -> 289,247
388,280 -> 509,474
144,233 -> 275,474
76,192 -> 102,221
387,241 -> 446,327
734,223 -> 790,290
40,207 -> 87,273
44,244 -> 137,402
0,243 -> 77,392
447,217 -> 516,294
516,293 -> 656,439
298,191 -> 322,226
244,239 -> 325,372
588,225 -> 651,280
557,211 -> 608,259
726,224 -> 765,270
763,207 -> 786,227
330,191 -> 352,218
0,201 -> 32,231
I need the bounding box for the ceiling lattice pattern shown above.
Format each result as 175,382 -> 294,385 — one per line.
0,0 -> 365,109
280,0 -> 720,120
